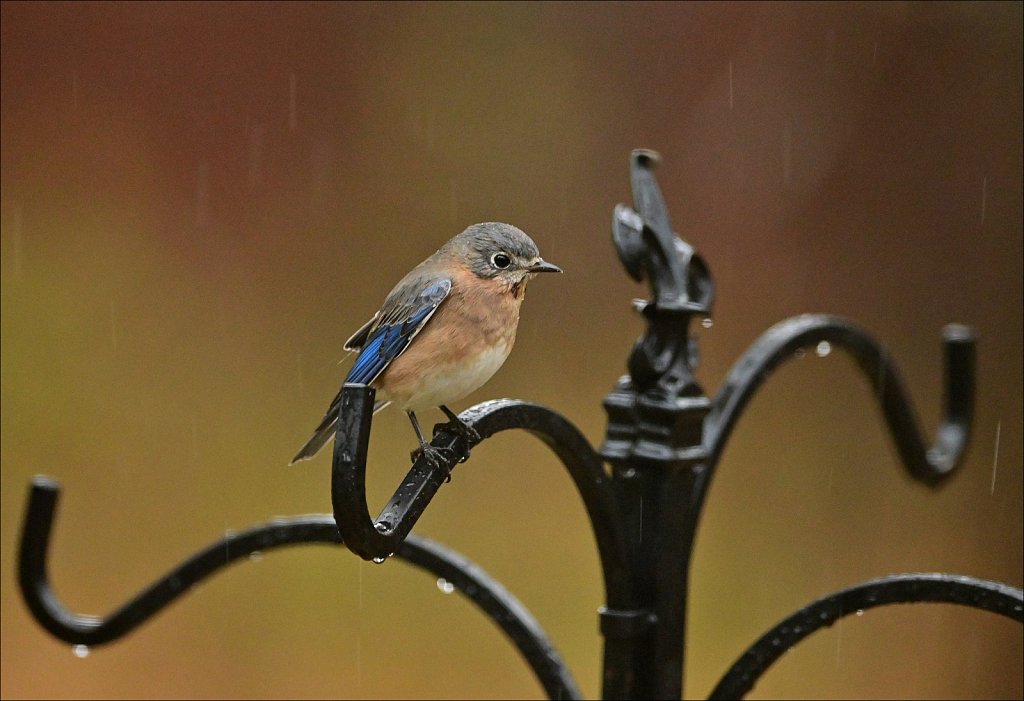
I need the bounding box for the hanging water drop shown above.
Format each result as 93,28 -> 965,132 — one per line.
72,644 -> 90,658
816,341 -> 832,357
436,578 -> 456,594
701,317 -> 714,329
249,551 -> 263,562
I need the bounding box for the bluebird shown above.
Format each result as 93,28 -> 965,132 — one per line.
291,222 -> 562,469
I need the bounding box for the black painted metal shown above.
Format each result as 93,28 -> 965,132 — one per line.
15,149 -> 1021,699
709,573 -> 1024,700
703,314 -> 975,481
17,477 -> 581,700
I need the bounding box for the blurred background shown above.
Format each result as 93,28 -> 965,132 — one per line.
2,2 -> 1021,699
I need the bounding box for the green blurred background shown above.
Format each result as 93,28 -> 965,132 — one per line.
2,2 -> 1021,698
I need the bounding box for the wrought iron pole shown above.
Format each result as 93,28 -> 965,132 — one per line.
599,149 -> 714,698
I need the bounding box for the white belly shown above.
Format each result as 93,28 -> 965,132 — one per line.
397,343 -> 511,412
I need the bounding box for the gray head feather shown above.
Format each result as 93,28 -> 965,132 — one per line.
442,222 -> 543,279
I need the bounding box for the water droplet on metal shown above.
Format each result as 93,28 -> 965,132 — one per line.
436,578 -> 456,594
372,556 -> 386,564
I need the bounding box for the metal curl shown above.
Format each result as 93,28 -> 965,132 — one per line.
17,476 -> 582,700
703,314 -> 975,484
708,573 -> 1024,700
331,385 -> 632,605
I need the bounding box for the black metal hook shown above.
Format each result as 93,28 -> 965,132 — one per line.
708,573 -> 1024,699
17,476 -> 583,699
703,314 -> 975,484
329,385 -> 634,601
18,475 -> 342,647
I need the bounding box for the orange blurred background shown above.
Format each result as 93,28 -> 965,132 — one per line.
2,2 -> 1021,699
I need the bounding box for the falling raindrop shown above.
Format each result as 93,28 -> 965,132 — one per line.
825,29 -> 837,66
834,618 -> 843,668
109,300 -> 119,351
449,179 -> 458,224
436,578 -> 456,594
289,73 -> 297,132
10,203 -> 22,282
980,176 -> 987,224
782,122 -> 793,186
191,412 -> 200,460
72,644 -> 90,658
196,161 -> 210,228
247,125 -> 265,189
728,60 -> 734,109
815,341 -> 832,357
990,420 -> 1001,495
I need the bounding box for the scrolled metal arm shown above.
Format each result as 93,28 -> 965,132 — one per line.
331,384 -> 633,606
703,314 -> 975,484
708,573 -> 1024,700
17,476 -> 582,700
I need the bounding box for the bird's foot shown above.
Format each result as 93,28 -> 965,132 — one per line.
436,406 -> 481,457
449,419 -> 482,445
410,444 -> 456,482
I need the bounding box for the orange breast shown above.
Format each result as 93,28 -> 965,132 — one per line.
378,267 -> 523,411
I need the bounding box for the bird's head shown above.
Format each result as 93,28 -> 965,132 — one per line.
451,222 -> 562,297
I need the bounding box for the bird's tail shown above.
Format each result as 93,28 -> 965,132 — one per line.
289,398 -> 391,465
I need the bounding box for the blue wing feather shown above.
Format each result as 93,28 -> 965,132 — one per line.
289,276 -> 451,464
344,278 -> 451,385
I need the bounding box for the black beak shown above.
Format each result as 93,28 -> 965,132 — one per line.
529,259 -> 563,274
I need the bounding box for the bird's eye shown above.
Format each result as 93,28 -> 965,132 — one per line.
491,252 -> 512,269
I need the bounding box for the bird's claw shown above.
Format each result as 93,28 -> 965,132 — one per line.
434,419 -> 481,461
410,444 -> 455,482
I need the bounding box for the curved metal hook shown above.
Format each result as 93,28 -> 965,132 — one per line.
18,475 -> 341,647
703,314 -> 975,484
17,476 -> 582,700
330,385 -> 633,606
708,573 -> 1024,699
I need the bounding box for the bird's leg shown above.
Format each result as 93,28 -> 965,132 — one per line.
407,411 -> 453,482
438,405 -> 482,445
